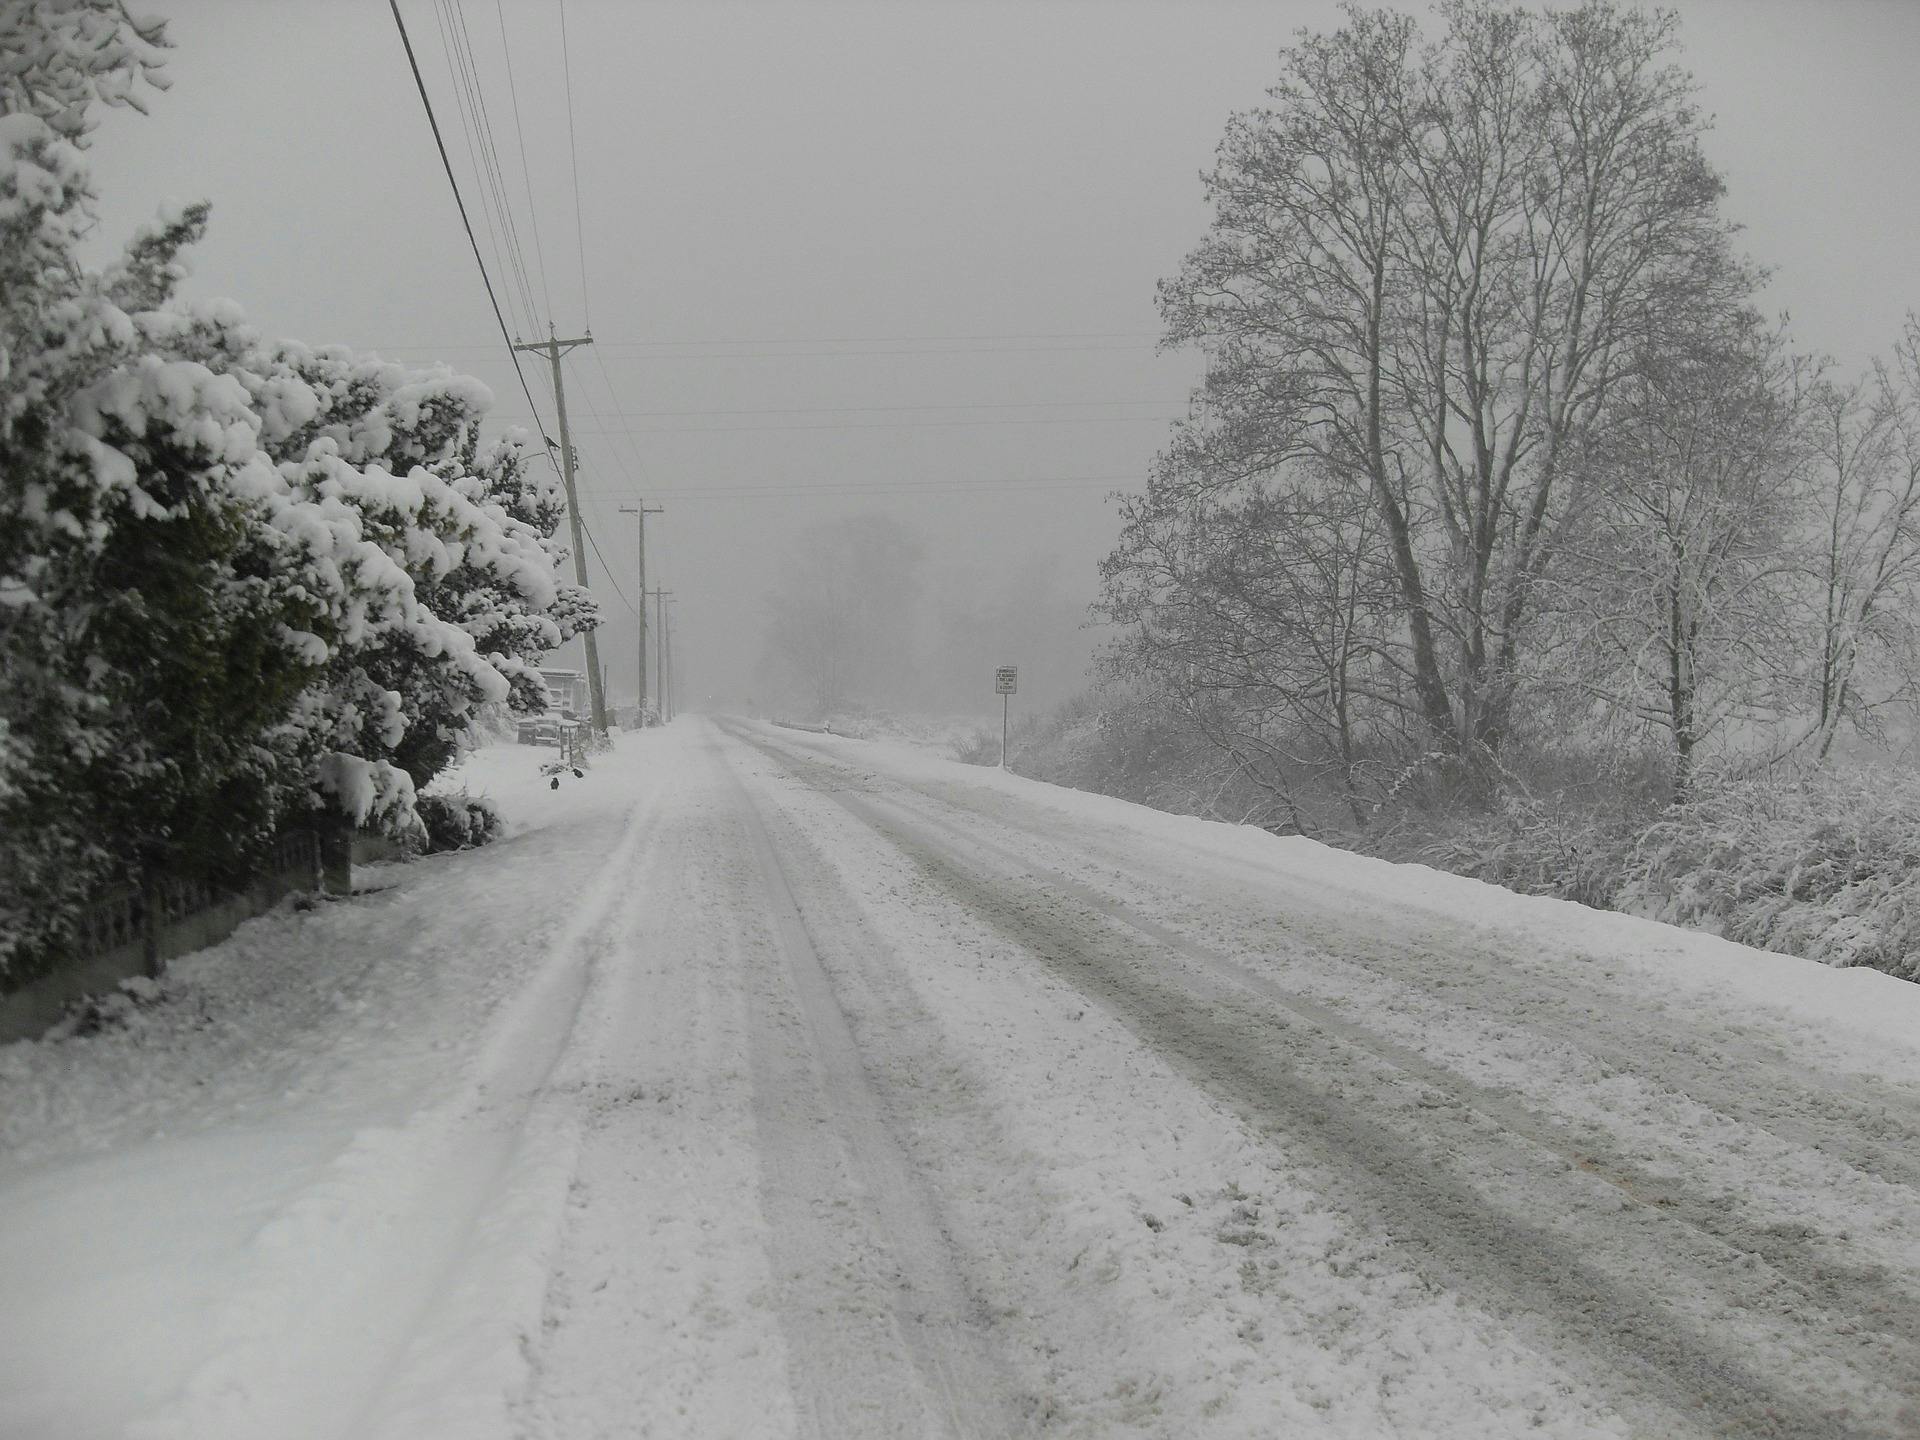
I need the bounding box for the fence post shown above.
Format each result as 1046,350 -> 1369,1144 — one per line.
299,828 -> 321,894
317,816 -> 353,896
140,873 -> 161,979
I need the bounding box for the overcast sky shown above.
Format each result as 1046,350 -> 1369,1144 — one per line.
81,0 -> 1920,715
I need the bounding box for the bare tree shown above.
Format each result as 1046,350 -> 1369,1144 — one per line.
1143,0 -> 1753,764
1797,317 -> 1920,757
1557,315 -> 1803,798
1102,428 -> 1406,828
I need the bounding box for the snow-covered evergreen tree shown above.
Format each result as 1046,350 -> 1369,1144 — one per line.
0,5 -> 594,980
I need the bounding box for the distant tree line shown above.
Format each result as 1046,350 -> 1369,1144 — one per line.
754,513 -> 1094,722
1100,0 -> 1920,832
0,3 -> 595,980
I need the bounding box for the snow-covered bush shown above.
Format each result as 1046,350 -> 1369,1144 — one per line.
1415,794 -> 1635,911
951,728 -> 1000,766
1384,736 -> 1670,908
0,8 -> 593,981
0,21 -> 313,976
240,345 -> 597,800
1619,769 -> 1920,981
415,793 -> 503,854
975,687 -> 1313,830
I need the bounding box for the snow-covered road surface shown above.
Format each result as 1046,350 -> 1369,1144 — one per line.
5,718 -> 1920,1438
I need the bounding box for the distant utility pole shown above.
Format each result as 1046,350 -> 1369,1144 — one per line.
513,326 -> 607,736
618,502 -> 662,722
665,597 -> 677,720
648,588 -> 675,722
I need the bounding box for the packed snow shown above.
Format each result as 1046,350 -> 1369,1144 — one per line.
4,720 -> 1919,1439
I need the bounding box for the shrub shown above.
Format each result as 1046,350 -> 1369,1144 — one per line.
951,728 -> 1001,766
1414,792 -> 1637,911
1618,768 -> 1920,980
415,793 -> 503,854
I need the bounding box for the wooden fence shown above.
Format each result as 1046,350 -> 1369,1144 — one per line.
0,829 -> 328,1044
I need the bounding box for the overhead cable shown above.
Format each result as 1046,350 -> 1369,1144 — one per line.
562,352 -> 644,493
557,0 -> 591,329
589,345 -> 652,485
365,329 -> 1161,353
439,0 -> 543,328
387,0 -> 552,438
494,0 -> 555,322
577,472 -> 1141,499
498,412 -> 1181,436
580,517 -> 638,614
427,0 -> 522,333
505,396 -> 1188,418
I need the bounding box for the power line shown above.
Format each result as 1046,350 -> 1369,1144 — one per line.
468,0 -> 547,326
364,329 -> 1161,352
387,0 -> 551,437
563,352 -> 645,493
576,472 -> 1142,500
580,516 -> 638,614
496,412 -> 1181,436
582,342 -> 1161,362
557,329 -> 1161,346
445,0 -> 531,324
503,396 -> 1188,419
577,483 -> 1129,500
373,339 -> 1164,366
428,0 -> 521,334
579,352 -> 663,517
440,0 -> 544,329
589,344 -> 652,484
494,0 -> 554,323
557,0 -> 590,330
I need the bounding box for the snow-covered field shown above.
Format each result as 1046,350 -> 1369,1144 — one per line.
4,719 -> 1919,1438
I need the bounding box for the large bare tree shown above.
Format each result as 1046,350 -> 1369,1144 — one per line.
1121,0 -> 1755,767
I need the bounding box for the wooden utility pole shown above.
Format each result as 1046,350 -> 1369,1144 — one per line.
512,326 -> 608,735
648,588 -> 674,722
664,596 -> 676,720
618,502 -> 662,722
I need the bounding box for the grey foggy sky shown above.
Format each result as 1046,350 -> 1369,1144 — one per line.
80,0 -> 1920,715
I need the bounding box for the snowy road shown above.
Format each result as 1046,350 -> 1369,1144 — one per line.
6,719 -> 1920,1438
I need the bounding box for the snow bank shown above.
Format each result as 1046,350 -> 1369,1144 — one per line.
759,724 -> 1920,1078
0,736 -> 668,1440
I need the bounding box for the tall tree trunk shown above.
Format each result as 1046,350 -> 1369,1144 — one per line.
1365,254 -> 1457,749
1668,577 -> 1696,803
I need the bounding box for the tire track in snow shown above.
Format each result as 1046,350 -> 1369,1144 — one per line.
127,778 -> 672,1440
716,738 -> 1031,1439
770,729 -> 1920,1191
728,723 -> 1917,1439
740,726 -> 1920,1257
347,778 -> 679,1440
845,781 -> 1920,1378
512,748 -> 800,1440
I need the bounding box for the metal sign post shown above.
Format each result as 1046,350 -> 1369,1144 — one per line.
995,665 -> 1018,768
